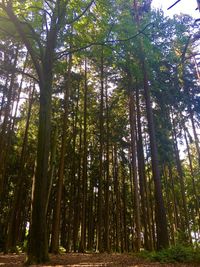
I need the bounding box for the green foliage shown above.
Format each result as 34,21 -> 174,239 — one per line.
140,244 -> 200,263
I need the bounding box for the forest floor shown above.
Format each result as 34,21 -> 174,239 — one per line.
0,253 -> 199,267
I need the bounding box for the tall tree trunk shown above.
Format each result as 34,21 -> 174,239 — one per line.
168,164 -> 180,233
129,89 -> 141,251
79,58 -> 88,252
51,54 -> 72,253
113,145 -> 120,252
10,53 -> 28,132
133,0 -> 169,249
184,128 -> 200,233
27,75 -> 52,263
0,47 -> 18,196
5,85 -> 35,252
104,78 -> 110,252
72,83 -> 81,252
97,48 -> 104,252
3,1 -> 66,263
73,123 -> 82,251
171,112 -> 191,242
136,85 -> 153,250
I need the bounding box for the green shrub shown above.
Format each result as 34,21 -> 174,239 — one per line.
139,244 -> 200,264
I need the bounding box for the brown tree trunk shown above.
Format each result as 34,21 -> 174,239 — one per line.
51,54 -> 72,253
79,58 -> 88,252
133,0 -> 169,249
184,128 -> 200,233
5,85 -> 35,252
136,85 -> 153,250
171,112 -> 191,242
97,48 -> 104,252
72,82 -> 81,252
104,78 -> 110,252
0,48 -> 18,196
113,145 -> 120,252
129,89 -> 141,251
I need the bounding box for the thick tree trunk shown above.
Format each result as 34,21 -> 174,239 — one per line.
27,77 -> 52,264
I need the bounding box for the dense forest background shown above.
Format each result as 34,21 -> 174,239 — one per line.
0,0 -> 200,265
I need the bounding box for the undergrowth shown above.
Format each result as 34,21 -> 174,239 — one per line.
139,244 -> 200,264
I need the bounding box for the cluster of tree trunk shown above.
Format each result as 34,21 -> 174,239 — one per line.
0,0 -> 199,264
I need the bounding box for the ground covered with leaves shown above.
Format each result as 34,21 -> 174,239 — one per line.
0,253 -> 199,267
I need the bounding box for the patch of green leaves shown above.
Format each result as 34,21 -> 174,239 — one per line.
139,244 -> 200,264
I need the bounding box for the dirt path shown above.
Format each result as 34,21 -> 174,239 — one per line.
0,253 -> 199,266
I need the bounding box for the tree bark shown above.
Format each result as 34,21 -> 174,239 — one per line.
79,58 -> 88,252
97,48 -> 104,252
51,54 -> 72,253
132,0 -> 169,249
129,89 -> 141,251
5,85 -> 35,252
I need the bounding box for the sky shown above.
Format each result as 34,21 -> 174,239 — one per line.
152,0 -> 199,19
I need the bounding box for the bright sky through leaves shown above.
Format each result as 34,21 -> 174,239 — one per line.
152,0 -> 199,19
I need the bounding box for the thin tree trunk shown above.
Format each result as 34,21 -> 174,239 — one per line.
104,78 -> 110,252
72,83 -> 81,252
136,85 -> 153,250
0,47 -> 18,196
133,0 -> 169,249
113,145 -> 120,252
97,48 -> 104,252
79,58 -> 88,252
129,89 -> 141,251
51,54 -> 72,253
184,128 -> 200,234
5,85 -> 35,252
171,112 -> 191,242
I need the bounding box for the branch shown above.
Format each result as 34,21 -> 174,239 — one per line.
66,0 -> 95,24
56,22 -> 154,58
20,16 -> 45,60
181,35 -> 192,63
167,0 -> 182,10
0,3 -> 44,85
0,64 -> 39,83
